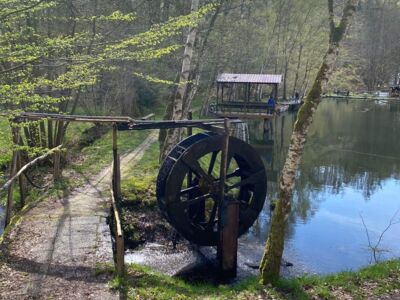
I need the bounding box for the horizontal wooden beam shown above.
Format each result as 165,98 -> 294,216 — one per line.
8,113 -> 243,130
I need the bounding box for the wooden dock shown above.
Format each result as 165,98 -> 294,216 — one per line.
325,95 -> 400,101
215,111 -> 274,120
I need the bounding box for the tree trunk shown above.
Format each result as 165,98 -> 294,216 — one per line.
183,1 -> 223,118
259,0 -> 359,284
292,44 -> 303,96
160,0 -> 199,161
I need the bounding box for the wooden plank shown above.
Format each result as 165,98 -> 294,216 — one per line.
5,151 -> 18,227
17,153 -> 26,207
112,124 -> 121,200
216,112 -> 273,120
217,119 -> 230,262
219,199 -> 239,280
140,113 -> 155,120
110,186 -> 124,275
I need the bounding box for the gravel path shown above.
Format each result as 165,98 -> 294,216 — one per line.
0,130 -> 158,299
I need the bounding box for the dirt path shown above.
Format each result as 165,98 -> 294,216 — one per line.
0,130 -> 158,299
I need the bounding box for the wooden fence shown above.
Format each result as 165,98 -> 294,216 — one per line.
1,111 -> 236,276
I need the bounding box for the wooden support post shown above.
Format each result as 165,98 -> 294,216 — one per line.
17,153 -> 26,207
187,111 -> 193,137
53,121 -> 64,182
5,126 -> 20,227
217,118 -> 238,281
112,123 -> 121,201
53,151 -> 61,182
219,197 -> 239,279
5,152 -> 18,227
111,187 -> 125,276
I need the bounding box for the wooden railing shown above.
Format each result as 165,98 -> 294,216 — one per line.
0,145 -> 63,227
111,122 -> 124,276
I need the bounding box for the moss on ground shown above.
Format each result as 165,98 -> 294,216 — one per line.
119,141 -> 168,247
69,126 -> 151,176
121,140 -> 159,207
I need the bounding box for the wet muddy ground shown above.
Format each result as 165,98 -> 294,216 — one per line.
120,200 -> 307,284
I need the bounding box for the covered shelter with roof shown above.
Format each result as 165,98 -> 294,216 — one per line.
213,73 -> 283,119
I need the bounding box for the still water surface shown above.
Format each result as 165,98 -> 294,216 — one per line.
245,99 -> 400,274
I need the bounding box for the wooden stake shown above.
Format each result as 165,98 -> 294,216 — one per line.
5,152 -> 18,227
5,126 -> 20,227
111,186 -> 125,276
53,121 -> 64,182
112,123 -> 121,201
17,153 -> 26,207
217,118 -> 239,280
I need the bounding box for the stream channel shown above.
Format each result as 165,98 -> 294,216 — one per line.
126,98 -> 400,279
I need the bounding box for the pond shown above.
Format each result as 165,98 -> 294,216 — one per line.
243,99 -> 400,275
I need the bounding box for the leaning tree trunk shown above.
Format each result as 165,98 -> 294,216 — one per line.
259,0 -> 359,284
160,0 -> 199,161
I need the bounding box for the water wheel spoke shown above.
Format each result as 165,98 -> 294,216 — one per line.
182,157 -> 209,179
226,151 -> 234,171
207,151 -> 219,175
179,185 -> 199,196
225,169 -> 264,190
226,168 -> 241,179
206,200 -> 218,229
182,193 -> 211,207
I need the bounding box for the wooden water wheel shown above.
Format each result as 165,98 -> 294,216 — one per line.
156,132 -> 267,246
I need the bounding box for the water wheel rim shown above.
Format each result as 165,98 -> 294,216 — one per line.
157,133 -> 267,246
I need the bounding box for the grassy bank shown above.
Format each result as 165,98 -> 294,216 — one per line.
0,118 -> 12,186
67,125 -> 152,180
107,260 -> 400,300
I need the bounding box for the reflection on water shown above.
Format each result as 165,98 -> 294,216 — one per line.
246,99 -> 400,274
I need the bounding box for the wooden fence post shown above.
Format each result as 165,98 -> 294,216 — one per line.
53,121 -> 64,182
217,118 -> 239,280
17,153 -> 26,207
5,126 -> 20,226
111,185 -> 125,276
112,123 -> 121,200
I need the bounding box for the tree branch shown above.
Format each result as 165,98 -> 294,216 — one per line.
0,145 -> 63,193
0,0 -> 47,21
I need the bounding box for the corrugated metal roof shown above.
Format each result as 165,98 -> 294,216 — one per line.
217,73 -> 282,84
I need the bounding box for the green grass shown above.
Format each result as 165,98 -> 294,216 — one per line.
107,260 -> 400,300
70,127 -> 151,176
0,118 -> 12,170
273,260 -> 400,299
121,140 -> 159,207
112,264 -> 275,300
